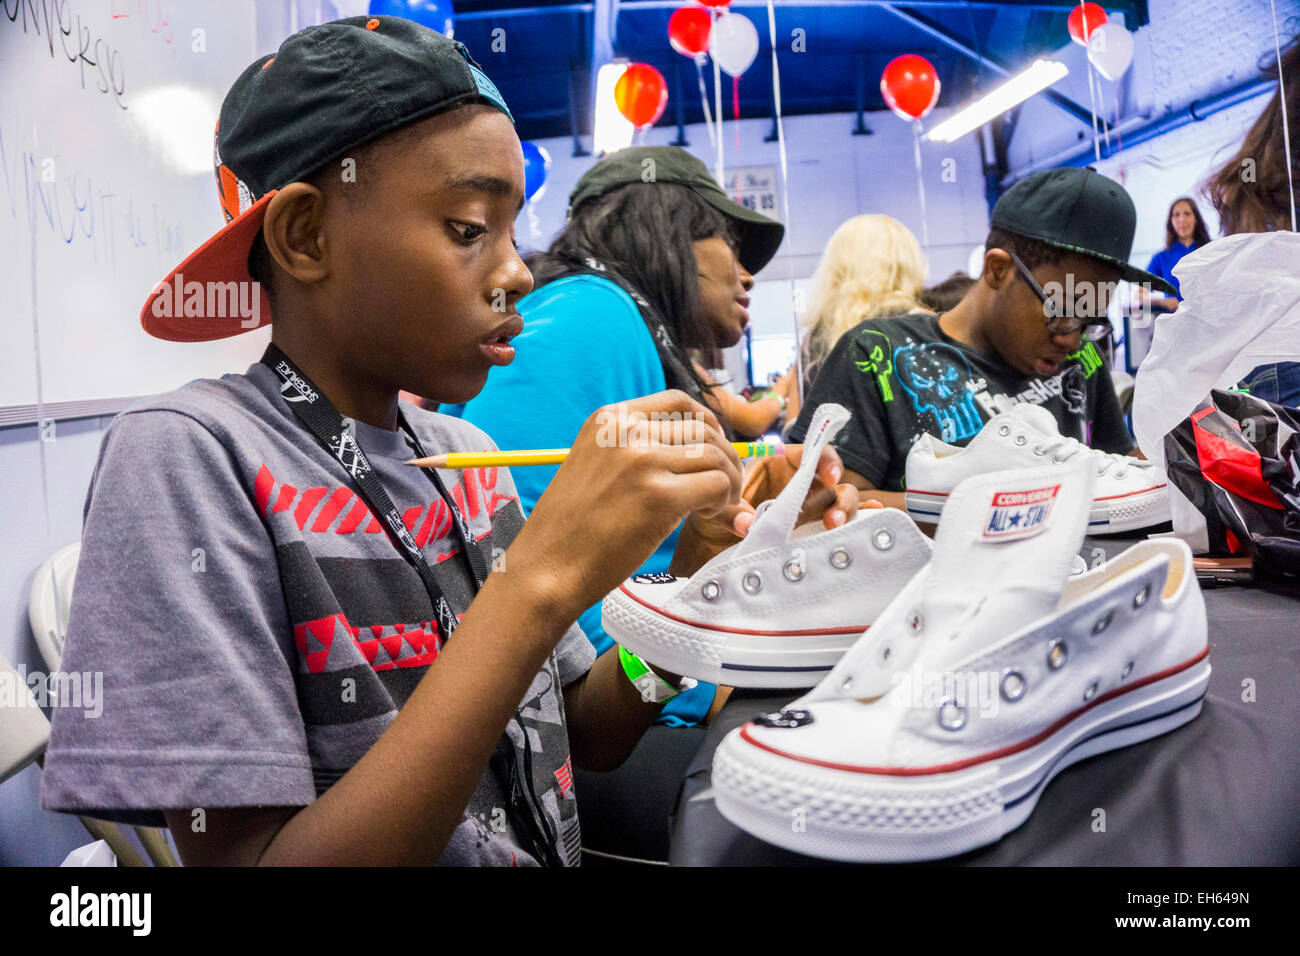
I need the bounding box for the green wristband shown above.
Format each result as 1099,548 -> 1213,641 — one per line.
618,645 -> 682,704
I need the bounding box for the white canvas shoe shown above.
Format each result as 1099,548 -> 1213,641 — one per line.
713,460 -> 1209,862
904,402 -> 1169,534
602,404 -> 932,689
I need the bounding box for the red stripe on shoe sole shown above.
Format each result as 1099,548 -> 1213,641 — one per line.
738,645 -> 1209,776
909,484 -> 1166,503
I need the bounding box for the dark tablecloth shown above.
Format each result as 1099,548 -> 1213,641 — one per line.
668,537 -> 1300,866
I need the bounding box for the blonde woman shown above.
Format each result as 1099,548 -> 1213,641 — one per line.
776,215 -> 929,423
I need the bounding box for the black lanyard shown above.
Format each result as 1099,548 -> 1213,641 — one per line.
261,344 -> 486,636
259,343 -> 563,866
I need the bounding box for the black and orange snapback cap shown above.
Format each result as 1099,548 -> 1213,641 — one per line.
142,15 -> 513,342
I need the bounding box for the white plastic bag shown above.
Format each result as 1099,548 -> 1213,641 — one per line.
1132,232 -> 1300,550
61,840 -> 118,867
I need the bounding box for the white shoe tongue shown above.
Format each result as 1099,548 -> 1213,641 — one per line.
733,402 -> 851,558
1006,402 -> 1060,435
928,460 -> 1097,620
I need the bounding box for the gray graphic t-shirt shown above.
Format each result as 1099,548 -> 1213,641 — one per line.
40,362 -> 595,866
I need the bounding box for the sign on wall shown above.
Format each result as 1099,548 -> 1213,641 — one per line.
724,165 -> 780,218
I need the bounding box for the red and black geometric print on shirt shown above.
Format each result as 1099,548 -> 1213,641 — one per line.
253,464 -> 515,547
255,461 -> 525,773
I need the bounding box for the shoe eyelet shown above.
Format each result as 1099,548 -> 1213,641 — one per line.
1032,446 -> 1046,456
1092,610 -> 1114,635
742,571 -> 763,595
873,528 -> 894,551
830,548 -> 852,569
1052,455 -> 1065,464
1116,470 -> 1128,480
937,697 -> 967,731
1047,638 -> 1068,670
997,425 -> 1011,437
907,611 -> 924,636
1133,583 -> 1151,608
1121,660 -> 1134,680
783,557 -> 805,582
1000,668 -> 1027,702
877,643 -> 893,665
701,580 -> 722,601
1014,434 -> 1028,446
1083,679 -> 1099,702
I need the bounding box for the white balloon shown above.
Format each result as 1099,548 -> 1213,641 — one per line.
711,12 -> 759,78
1087,22 -> 1134,82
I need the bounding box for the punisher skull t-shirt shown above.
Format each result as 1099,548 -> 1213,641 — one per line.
787,312 -> 1131,491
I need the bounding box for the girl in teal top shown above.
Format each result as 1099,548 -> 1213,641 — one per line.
444,146 -> 784,725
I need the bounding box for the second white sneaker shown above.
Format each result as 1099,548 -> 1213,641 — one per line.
905,402 -> 1169,534
712,460 -> 1209,862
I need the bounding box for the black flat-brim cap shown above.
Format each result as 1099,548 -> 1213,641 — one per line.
568,146 -> 785,274
992,167 -> 1178,296
141,15 -> 513,342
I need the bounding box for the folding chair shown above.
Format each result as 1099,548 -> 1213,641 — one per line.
26,543 -> 178,866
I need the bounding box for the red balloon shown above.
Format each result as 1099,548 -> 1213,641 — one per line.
615,63 -> 669,129
668,7 -> 711,58
1067,3 -> 1107,45
880,54 -> 940,122
698,0 -> 730,7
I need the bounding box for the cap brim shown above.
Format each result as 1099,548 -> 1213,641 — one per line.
695,189 -> 785,274
1032,236 -> 1179,297
140,191 -> 274,342
1112,260 -> 1179,297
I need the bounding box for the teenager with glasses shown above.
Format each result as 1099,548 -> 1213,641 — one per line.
787,167 -> 1166,511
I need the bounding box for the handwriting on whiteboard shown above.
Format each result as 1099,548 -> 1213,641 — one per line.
3,0 -> 128,109
1,123 -> 187,270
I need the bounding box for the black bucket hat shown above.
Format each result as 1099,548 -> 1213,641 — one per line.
568,146 -> 785,274
992,167 -> 1178,295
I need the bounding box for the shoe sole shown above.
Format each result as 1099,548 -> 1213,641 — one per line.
905,485 -> 1169,535
712,652 -> 1210,862
602,585 -> 866,689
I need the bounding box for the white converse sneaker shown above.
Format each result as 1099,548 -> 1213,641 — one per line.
601,404 -> 932,689
712,460 -> 1209,862
905,402 -> 1169,534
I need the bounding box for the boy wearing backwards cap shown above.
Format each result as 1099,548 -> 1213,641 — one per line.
39,17 -> 854,866
788,167 -> 1175,509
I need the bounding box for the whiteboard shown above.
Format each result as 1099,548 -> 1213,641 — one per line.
1,0 -> 269,416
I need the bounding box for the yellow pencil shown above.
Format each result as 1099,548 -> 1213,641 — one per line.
407,441 -> 784,469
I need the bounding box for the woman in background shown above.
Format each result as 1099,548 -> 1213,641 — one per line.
776,214 -> 928,423
1143,197 -> 1212,312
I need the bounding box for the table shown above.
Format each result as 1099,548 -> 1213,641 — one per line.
667,536 -> 1300,865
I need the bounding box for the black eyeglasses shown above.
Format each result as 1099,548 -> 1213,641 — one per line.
1002,249 -> 1113,343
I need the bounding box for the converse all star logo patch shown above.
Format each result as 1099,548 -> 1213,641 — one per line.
632,572 -> 677,584
983,484 -> 1060,541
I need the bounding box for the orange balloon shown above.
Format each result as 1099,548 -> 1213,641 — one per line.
615,63 -> 669,129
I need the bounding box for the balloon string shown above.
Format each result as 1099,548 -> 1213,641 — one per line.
913,120 -> 930,249
695,57 -> 716,150
733,74 -> 742,158
765,0 -> 801,407
714,39 -> 725,186
1269,0 -> 1297,232
1079,2 -> 1101,163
